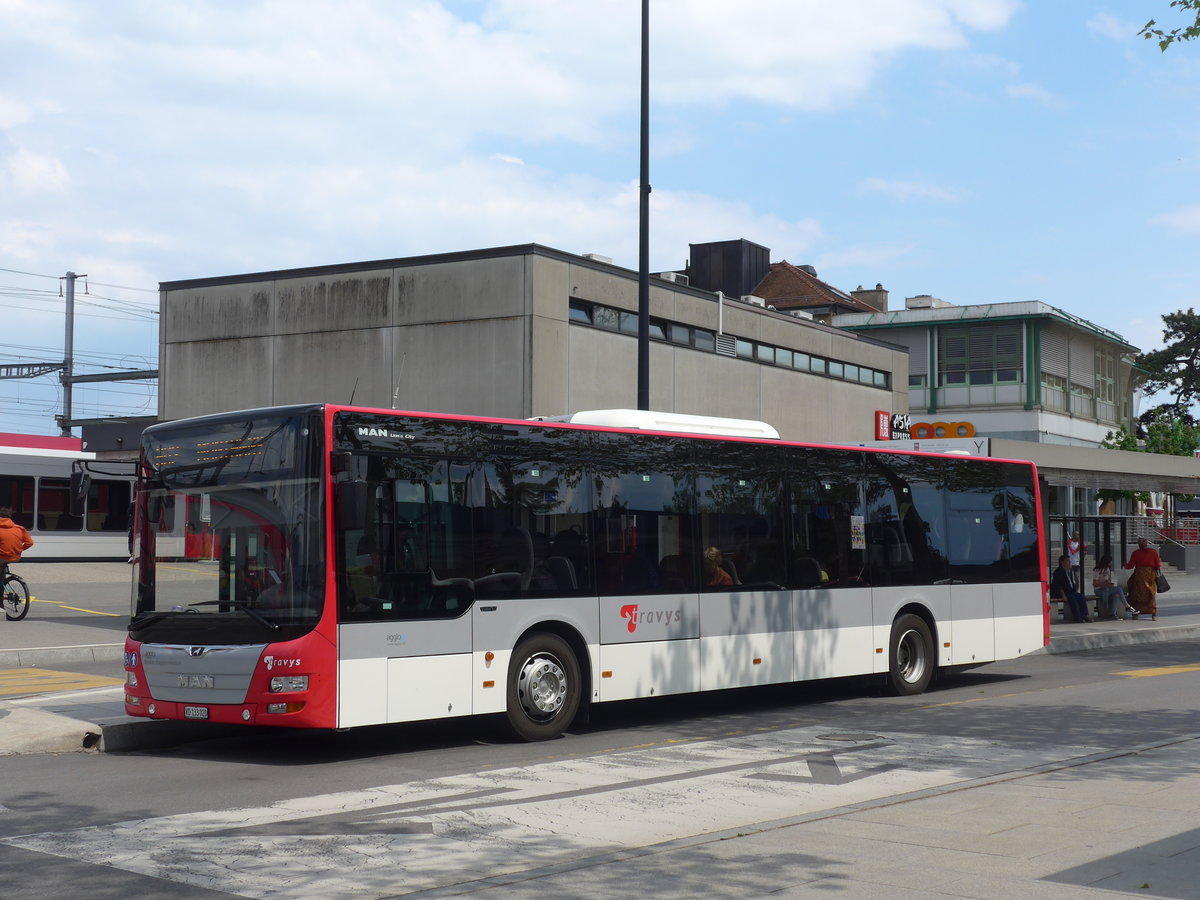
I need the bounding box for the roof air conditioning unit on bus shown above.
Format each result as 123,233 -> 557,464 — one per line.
741,295 -> 766,307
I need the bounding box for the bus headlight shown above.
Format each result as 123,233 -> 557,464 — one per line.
269,675 -> 309,693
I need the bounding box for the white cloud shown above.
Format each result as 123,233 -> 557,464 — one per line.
1006,82 -> 1065,108
0,94 -> 32,128
858,177 -> 961,202
0,220 -> 56,261
1,147 -> 69,193
1150,205 -> 1200,236
188,155 -> 821,272
1087,13 -> 1135,42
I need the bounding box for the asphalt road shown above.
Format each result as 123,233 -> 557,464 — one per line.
3,638 -> 1200,899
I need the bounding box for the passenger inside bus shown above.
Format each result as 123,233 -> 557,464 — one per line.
703,546 -> 734,588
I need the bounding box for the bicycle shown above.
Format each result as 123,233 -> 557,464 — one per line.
1,563 -> 30,621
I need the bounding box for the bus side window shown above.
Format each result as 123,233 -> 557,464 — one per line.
695,442 -> 787,590
592,436 -> 693,597
792,449 -> 865,589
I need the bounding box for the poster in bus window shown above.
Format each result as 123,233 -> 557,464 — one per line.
850,515 -> 865,550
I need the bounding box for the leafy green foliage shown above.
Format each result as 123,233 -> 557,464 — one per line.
1098,427 -> 1150,505
1141,1 -> 1200,51
1135,309 -> 1200,414
1098,409 -> 1200,505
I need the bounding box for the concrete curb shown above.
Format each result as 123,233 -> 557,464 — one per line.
0,643 -> 124,668
99,719 -> 245,753
1036,622 -> 1200,655
0,705 -> 102,756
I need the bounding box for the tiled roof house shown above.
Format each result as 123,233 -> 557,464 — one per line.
751,261 -> 884,322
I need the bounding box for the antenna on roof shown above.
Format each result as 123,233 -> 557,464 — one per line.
349,377 -> 359,406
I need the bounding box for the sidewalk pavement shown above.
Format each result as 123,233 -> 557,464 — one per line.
3,565 -> 1200,756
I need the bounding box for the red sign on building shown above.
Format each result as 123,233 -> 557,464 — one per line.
874,410 -> 891,441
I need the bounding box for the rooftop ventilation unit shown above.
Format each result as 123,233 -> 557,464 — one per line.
905,294 -> 952,309
741,295 -> 766,307
582,253 -> 613,265
787,309 -> 814,321
656,272 -> 689,285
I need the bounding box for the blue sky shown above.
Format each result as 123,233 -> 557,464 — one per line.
1,0 -> 1198,435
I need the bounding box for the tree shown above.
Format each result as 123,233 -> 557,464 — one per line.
1098,409 -> 1200,506
1134,308 -> 1200,416
1141,1 -> 1200,50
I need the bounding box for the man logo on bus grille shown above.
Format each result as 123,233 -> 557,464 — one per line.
189,647 -> 206,657
178,674 -> 214,688
620,604 -> 682,633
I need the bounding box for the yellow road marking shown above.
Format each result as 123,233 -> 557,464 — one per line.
1113,663 -> 1200,678
26,597 -> 123,617
0,668 -> 124,697
918,696 -> 993,709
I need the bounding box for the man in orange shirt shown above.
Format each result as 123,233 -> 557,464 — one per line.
0,506 -> 34,564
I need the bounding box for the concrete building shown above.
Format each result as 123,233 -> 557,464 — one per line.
822,290 -> 1200,533
833,292 -> 1141,448
158,241 -> 909,443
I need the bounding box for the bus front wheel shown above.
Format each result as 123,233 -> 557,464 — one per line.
888,614 -> 934,696
506,633 -> 581,741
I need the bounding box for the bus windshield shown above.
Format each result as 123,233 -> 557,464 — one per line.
131,409 -> 325,644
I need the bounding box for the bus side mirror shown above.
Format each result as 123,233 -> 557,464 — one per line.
69,471 -> 91,517
336,480 -> 370,529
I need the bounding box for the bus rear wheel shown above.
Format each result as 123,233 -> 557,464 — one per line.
888,613 -> 933,695
506,633 -> 581,741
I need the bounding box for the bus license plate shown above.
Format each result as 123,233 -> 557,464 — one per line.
183,706 -> 209,720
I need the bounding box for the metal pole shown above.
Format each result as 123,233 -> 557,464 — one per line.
61,271 -> 77,437
636,0 -> 650,411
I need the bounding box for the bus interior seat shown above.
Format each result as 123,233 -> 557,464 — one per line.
545,555 -> 577,591
794,556 -> 824,588
657,554 -> 689,591
500,526 -> 534,591
884,526 -> 913,565
620,554 -> 658,592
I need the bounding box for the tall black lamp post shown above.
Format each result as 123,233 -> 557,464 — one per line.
636,0 -> 651,410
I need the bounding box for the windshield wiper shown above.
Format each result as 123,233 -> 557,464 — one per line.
129,611 -> 172,630
186,600 -> 280,631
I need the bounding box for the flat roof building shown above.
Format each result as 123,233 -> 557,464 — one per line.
158,242 -> 910,444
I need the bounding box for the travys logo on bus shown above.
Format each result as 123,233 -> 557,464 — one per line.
619,604 -> 682,633
262,655 -> 302,671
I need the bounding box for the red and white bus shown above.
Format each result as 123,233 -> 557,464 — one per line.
122,404 -> 1048,740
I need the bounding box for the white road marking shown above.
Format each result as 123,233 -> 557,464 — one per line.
2,727 -> 1099,899
8,686 -> 124,705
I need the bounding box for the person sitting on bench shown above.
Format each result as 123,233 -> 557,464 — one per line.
1050,554 -> 1091,623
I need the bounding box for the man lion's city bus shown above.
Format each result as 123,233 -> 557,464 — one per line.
122,404 -> 1048,741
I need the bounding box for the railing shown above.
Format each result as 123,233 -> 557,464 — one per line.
1161,521 -> 1200,545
